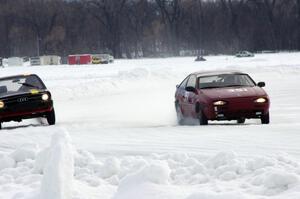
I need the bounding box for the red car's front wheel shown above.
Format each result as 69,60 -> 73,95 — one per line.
261,113 -> 270,124
237,118 -> 246,124
198,111 -> 208,125
175,103 -> 185,125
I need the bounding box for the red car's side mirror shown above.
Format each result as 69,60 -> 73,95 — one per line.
185,86 -> 198,94
257,82 -> 265,87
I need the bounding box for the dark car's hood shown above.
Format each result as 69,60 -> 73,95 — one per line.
200,86 -> 267,99
0,89 -> 47,99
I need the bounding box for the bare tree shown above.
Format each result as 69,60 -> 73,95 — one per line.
0,0 -> 299,58
0,0 -> 15,56
17,0 -> 62,55
297,0 -> 300,50
87,0 -> 127,58
155,0 -> 183,56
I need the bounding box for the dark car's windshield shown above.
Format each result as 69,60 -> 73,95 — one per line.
0,75 -> 46,96
199,74 -> 256,89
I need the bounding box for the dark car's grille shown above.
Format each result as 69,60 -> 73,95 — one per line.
3,94 -> 42,104
1,93 -> 49,113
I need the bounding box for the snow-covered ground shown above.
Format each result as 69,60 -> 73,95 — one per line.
1,52 -> 300,198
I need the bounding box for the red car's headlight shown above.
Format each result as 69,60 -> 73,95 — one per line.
213,100 -> 227,106
0,101 -> 4,108
254,98 -> 267,103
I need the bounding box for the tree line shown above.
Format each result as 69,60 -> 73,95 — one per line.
0,0 -> 299,58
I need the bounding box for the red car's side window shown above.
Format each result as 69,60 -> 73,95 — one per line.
179,76 -> 189,89
186,75 -> 197,88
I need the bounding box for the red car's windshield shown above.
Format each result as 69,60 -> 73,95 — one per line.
0,75 -> 46,96
199,74 -> 256,89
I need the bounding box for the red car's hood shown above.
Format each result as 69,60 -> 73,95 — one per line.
200,86 -> 267,99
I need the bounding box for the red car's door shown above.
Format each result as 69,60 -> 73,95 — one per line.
185,75 -> 198,117
176,76 -> 189,117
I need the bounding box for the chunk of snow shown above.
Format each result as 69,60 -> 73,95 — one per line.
186,191 -> 248,199
120,162 -> 170,187
10,144 -> 38,162
0,156 -> 16,171
205,151 -> 237,169
97,157 -> 120,179
113,161 -> 170,199
39,130 -> 74,199
263,170 -> 299,190
33,148 -> 50,174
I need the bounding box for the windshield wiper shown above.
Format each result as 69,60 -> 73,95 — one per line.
200,86 -> 220,89
222,84 -> 244,88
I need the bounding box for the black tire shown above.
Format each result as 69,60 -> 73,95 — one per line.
261,113 -> 270,124
0,122 -> 2,130
237,118 -> 246,124
175,103 -> 185,125
46,109 -> 56,125
199,111 -> 208,125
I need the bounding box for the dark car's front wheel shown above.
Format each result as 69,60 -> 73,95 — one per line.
261,113 -> 270,124
46,109 -> 56,125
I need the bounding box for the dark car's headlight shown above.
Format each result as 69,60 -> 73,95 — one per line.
0,100 -> 4,108
254,97 -> 267,103
42,94 -> 49,101
213,100 -> 227,106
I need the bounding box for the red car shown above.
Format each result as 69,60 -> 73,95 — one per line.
175,70 -> 270,125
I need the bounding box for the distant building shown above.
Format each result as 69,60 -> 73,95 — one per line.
30,55 -> 61,66
68,54 -> 91,65
7,57 -> 23,66
30,57 -> 41,66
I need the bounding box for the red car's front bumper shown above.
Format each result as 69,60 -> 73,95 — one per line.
204,97 -> 270,120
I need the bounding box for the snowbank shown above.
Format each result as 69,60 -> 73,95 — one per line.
1,139 -> 300,199
0,155 -> 16,171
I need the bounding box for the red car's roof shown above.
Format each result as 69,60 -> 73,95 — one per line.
191,70 -> 246,77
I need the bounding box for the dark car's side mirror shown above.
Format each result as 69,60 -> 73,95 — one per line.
257,82 -> 265,87
185,86 -> 197,94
